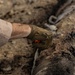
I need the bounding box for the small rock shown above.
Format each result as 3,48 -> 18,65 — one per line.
49,25 -> 57,31
2,66 -> 12,72
44,23 -> 57,31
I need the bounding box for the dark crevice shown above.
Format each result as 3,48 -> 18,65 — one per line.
51,0 -> 71,16
69,46 -> 75,56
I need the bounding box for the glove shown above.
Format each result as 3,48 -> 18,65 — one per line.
27,25 -> 53,49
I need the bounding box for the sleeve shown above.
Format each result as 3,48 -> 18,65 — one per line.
0,19 -> 12,46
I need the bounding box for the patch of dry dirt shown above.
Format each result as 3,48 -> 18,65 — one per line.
1,0 -> 57,25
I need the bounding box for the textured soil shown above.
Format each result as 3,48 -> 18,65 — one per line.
0,0 -> 57,25
0,0 -> 57,75
35,7 -> 75,75
0,0 -> 75,75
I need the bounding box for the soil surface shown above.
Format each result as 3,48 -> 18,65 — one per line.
34,9 -> 75,75
0,0 -> 57,75
0,0 -> 75,75
0,0 -> 57,25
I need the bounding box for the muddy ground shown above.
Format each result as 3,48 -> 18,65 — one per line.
0,0 -> 75,75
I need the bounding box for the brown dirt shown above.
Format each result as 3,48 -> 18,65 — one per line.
33,9 -> 75,75
0,0 -> 75,75
0,0 -> 57,75
38,10 -> 75,59
1,0 -> 57,25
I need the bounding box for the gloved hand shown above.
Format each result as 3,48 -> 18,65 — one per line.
27,25 -> 53,49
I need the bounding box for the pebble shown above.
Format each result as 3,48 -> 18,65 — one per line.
11,41 -> 16,44
44,23 -> 57,31
49,25 -> 57,31
2,66 -> 12,71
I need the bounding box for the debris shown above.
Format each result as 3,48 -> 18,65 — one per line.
44,23 -> 57,31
